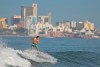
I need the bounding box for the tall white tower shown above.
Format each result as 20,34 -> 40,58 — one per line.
32,3 -> 37,17
23,7 -> 26,28
48,12 -> 52,24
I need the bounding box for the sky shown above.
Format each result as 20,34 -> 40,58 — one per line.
0,0 -> 100,29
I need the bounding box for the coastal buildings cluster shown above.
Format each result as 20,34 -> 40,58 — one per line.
0,2 -> 100,39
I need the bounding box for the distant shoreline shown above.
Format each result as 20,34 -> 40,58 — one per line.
0,34 -> 100,39
0,35 -> 29,37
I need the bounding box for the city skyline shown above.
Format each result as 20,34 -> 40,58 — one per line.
0,0 -> 100,29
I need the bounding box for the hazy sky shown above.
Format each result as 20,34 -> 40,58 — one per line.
0,0 -> 100,29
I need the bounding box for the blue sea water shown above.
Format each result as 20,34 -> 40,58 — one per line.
1,36 -> 100,67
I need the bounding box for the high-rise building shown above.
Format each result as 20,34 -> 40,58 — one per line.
76,22 -> 84,30
25,16 -> 37,30
84,21 -> 94,31
71,21 -> 76,28
38,16 -> 49,24
32,3 -> 37,17
90,23 -> 94,31
48,12 -> 52,24
21,3 -> 37,28
21,6 -> 33,21
11,15 -> 21,25
84,20 -> 90,30
38,12 -> 51,24
84,20 -> 94,31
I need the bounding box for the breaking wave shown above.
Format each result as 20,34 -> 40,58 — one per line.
0,38 -> 57,67
17,49 -> 57,64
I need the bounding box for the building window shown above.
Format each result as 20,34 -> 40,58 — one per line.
44,18 -> 48,22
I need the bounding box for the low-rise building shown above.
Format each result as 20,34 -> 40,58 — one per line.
0,17 -> 8,29
11,15 -> 21,25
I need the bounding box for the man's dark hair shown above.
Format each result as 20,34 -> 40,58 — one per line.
36,36 -> 39,38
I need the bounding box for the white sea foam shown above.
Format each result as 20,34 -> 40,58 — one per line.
0,39 -> 31,67
0,38 -> 57,67
18,49 -> 57,64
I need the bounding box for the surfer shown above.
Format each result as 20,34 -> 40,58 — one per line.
32,36 -> 40,50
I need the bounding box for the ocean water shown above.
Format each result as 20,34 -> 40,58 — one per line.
0,36 -> 100,67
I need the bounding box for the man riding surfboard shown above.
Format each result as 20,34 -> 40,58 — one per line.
32,36 -> 40,50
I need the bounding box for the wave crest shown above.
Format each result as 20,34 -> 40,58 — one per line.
0,39 -> 57,67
